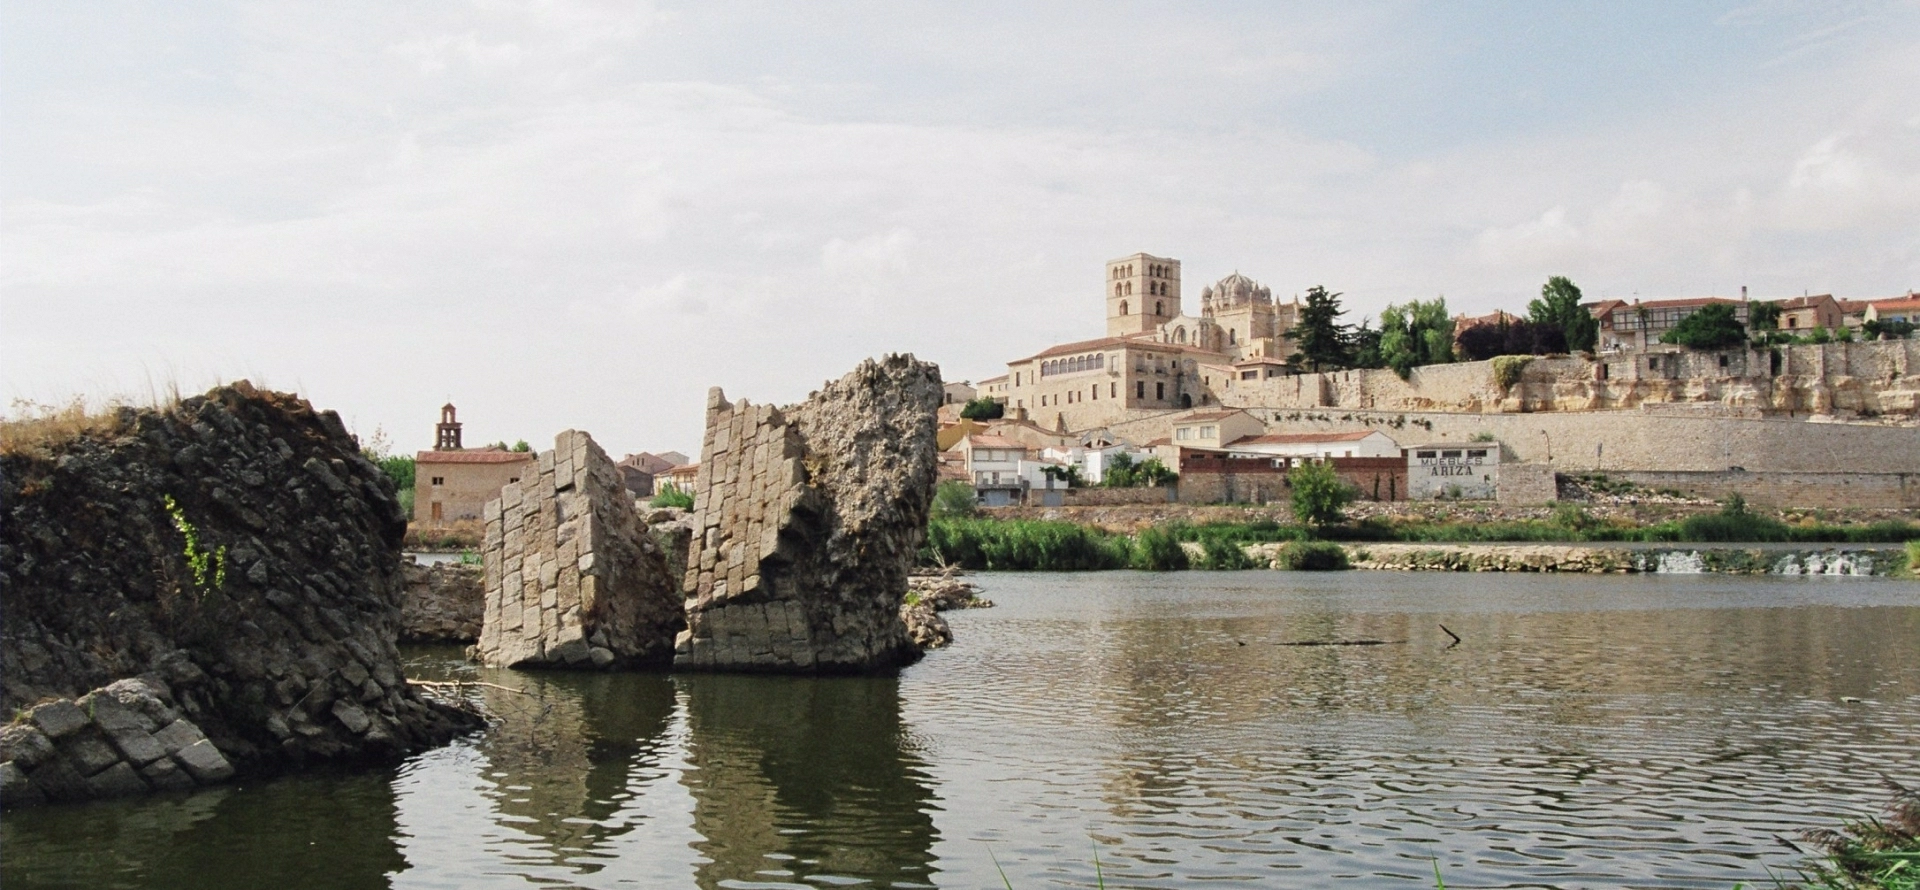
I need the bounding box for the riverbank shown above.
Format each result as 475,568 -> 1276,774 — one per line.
922,514 -> 1920,575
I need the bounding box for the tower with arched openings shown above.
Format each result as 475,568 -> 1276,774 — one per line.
1106,252 -> 1181,337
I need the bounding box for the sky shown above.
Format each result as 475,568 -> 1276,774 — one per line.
4,1 -> 1918,457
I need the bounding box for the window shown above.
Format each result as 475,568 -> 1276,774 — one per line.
1467,450 -> 1488,459
1091,385 -> 1098,401
1176,428 -> 1192,441
1200,425 -> 1216,438
1110,382 -> 1117,398
1441,450 -> 1461,458
1718,355 -> 1729,368
431,476 -> 445,486
1155,300 -> 1164,316
1156,382 -> 1165,400
1648,356 -> 1660,370
509,477 -> 519,483
1136,381 -> 1145,399
1241,370 -> 1257,380
1416,451 -> 1436,459
1119,300 -> 1128,316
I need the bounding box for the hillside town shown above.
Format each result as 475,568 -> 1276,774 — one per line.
411,251 -> 1919,523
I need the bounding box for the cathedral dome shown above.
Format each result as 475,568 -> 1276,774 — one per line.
1201,271 -> 1272,312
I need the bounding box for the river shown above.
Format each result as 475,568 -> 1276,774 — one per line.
4,572 -> 1916,889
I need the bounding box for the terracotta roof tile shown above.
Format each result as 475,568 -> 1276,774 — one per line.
416,450 -> 535,464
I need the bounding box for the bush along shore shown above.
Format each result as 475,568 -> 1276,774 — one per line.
919,509 -> 1920,576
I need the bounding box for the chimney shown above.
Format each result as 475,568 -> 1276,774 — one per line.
1741,285 -> 1747,301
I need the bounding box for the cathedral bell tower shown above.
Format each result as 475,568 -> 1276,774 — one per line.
1105,252 -> 1181,337
434,403 -> 463,451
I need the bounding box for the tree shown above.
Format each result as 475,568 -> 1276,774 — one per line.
1377,297 -> 1454,378
1456,318 -> 1568,361
959,398 -> 1004,421
512,439 -> 532,452
1135,458 -> 1178,487
1102,452 -> 1138,488
930,480 -> 978,518
1349,318 -> 1384,369
1291,285 -> 1351,371
1528,276 -> 1597,353
1747,301 -> 1781,331
1039,464 -> 1086,487
1660,303 -> 1747,350
1289,460 -> 1354,530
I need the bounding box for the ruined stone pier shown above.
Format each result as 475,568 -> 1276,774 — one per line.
676,355 -> 942,673
474,430 -> 685,668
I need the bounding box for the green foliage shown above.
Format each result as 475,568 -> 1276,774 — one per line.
1790,786 -> 1920,890
1491,355 -> 1533,392
457,549 -> 482,566
1102,453 -> 1176,488
1748,300 -> 1782,331
163,495 -> 226,597
512,440 -> 532,452
960,398 -> 1005,421
1908,540 -> 1920,576
1289,461 -> 1355,529
1865,319 -> 1917,340
1198,536 -> 1257,570
1660,302 -> 1748,349
1377,297 -> 1454,379
1529,276 -> 1598,353
1676,494 -> 1792,542
1291,285 -> 1352,371
1551,503 -> 1600,532
1039,464 -> 1087,487
1130,526 -> 1189,571
1276,540 -> 1349,570
931,480 -> 978,518
1349,318 -> 1384,369
650,482 -> 695,509
922,517 -> 1133,570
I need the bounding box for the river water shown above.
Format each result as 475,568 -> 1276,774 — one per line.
5,572 -> 1917,889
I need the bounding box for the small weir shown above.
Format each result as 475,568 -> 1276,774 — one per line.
1634,547 -> 1889,575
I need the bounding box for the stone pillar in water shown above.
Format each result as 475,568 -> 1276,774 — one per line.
676,355 -> 942,673
476,430 -> 685,668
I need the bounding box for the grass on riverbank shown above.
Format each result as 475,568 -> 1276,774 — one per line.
921,510 -> 1920,572
1786,783 -> 1920,890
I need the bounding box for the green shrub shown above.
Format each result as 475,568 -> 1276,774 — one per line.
922,517 -> 1131,571
650,482 -> 695,510
1276,540 -> 1349,570
1199,537 -> 1257,570
1908,540 -> 1920,576
1131,527 -> 1189,571
1289,461 -> 1355,530
931,480 -> 978,518
959,398 -> 1004,420
1491,355 -> 1533,391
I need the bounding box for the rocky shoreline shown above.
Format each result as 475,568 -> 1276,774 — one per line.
1241,541 -> 1906,575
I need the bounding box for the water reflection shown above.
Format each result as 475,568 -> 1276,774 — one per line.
678,673 -> 940,889
0,770 -> 405,890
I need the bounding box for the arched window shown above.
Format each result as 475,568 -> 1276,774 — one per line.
1119,300 -> 1129,316
1228,329 -> 1236,345
1115,283 -> 1123,297
1125,282 -> 1133,296
1155,300 -> 1164,316
1175,326 -> 1187,344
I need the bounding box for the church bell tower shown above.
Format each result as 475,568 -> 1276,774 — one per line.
1105,252 -> 1181,337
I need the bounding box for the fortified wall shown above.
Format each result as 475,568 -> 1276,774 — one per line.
1218,340 -> 1920,418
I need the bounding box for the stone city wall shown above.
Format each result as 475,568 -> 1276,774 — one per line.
1602,470 -> 1920,509
678,355 -> 942,674
475,430 -> 685,669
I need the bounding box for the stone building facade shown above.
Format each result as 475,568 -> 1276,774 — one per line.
411,404 -> 534,525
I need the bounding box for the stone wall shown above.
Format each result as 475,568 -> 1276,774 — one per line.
678,355 -> 942,673
1497,462 -> 1559,505
0,382 -> 478,804
400,559 -> 484,643
475,431 -> 685,669
1218,340 -> 1920,419
1032,487 -> 1173,507
1602,470 -> 1920,509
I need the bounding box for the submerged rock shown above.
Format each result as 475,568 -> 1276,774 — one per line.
677,355 -> 943,673
0,382 -> 479,806
473,430 -> 686,669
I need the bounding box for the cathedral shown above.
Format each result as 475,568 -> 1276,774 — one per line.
990,251 -> 1305,432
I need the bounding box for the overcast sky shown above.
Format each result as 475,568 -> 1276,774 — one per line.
4,1 -> 1917,456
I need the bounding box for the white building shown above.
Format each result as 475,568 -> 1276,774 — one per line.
956,434 -> 1029,506
1226,430 -> 1401,460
